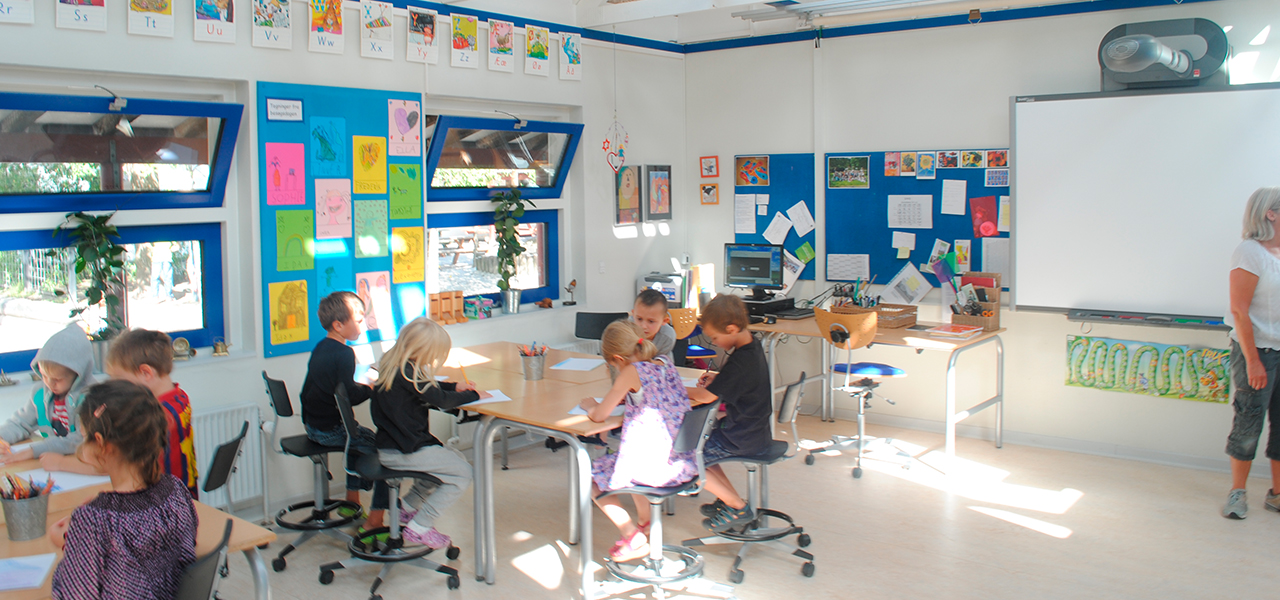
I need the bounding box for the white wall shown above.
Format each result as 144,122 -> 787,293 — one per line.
685,0 -> 1280,474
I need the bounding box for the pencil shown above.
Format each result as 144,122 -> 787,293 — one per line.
459,363 -> 470,385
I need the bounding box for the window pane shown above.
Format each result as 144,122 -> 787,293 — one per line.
429,127 -> 568,189
428,224 -> 545,296
0,248 -> 80,353
0,109 -> 219,195
124,241 -> 205,333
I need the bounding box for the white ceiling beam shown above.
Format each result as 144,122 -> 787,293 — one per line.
581,0 -> 761,28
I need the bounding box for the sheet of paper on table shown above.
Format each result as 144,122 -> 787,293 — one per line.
9,442 -> 32,454
17,468 -> 110,493
0,553 -> 57,592
568,397 -> 624,417
461,389 -> 513,407
682,377 -> 700,388
551,358 -> 606,371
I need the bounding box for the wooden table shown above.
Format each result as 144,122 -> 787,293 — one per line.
751,317 -> 1005,456
449,341 -> 614,384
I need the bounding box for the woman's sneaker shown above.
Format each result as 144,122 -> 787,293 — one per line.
703,504 -> 755,533
1222,489 -> 1247,520
1266,489 -> 1280,513
699,499 -> 727,517
403,525 -> 452,550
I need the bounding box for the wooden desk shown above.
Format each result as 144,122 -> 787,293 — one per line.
449,342 -> 612,384
751,317 -> 1004,456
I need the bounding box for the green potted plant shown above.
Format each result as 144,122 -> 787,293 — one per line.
51,211 -> 127,359
491,187 -> 536,314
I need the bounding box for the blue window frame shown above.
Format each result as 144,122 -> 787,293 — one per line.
428,209 -> 560,305
423,116 -> 583,201
0,223 -> 225,373
0,91 -> 243,214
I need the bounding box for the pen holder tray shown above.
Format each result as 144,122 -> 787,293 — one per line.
831,303 -> 918,329
952,301 -> 1000,331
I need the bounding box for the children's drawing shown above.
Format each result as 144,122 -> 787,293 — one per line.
1066,335 -> 1229,402
827,156 -> 870,189
899,152 -> 917,176
700,156 -> 718,178
354,200 -> 388,258
451,14 -> 478,68
265,143 -> 305,205
360,0 -> 393,59
986,149 -> 1008,168
387,100 -> 421,157
129,0 -> 173,36
560,32 -> 582,80
356,271 -> 392,335
884,152 -> 899,177
58,0 -> 107,31
352,136 -> 387,194
131,0 -> 169,14
938,150 -> 959,168
961,150 -> 985,168
488,19 -> 514,72
389,165 -> 422,220
700,183 -> 719,205
916,152 -> 936,180
194,0 -> 235,42
646,166 -> 671,221
195,0 -> 232,22
525,25 -> 550,75
392,227 -> 425,283
309,0 -> 343,53
276,210 -> 315,271
315,179 -> 352,239
954,240 -> 971,273
309,116 -> 346,177
616,166 -> 641,225
316,257 -> 353,300
407,7 -> 438,63
269,280 -> 309,345
735,155 -> 769,186
252,0 -> 290,49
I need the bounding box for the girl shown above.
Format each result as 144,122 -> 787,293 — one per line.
49,380 -> 197,600
577,321 -> 697,562
371,317 -> 488,549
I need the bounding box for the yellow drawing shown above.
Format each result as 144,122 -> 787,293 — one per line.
132,0 -> 171,14
352,136 -> 387,194
269,280 -> 309,345
392,227 -> 425,283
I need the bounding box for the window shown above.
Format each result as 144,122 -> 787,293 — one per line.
426,210 -> 559,305
423,116 -> 583,201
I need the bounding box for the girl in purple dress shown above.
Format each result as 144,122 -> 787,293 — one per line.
578,321 -> 697,562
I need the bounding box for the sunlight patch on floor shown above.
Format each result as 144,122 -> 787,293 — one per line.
969,506 -> 1073,538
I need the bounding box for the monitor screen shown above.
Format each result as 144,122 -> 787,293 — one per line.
724,243 -> 784,290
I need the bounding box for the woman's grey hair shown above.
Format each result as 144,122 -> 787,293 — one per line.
1243,187 -> 1280,241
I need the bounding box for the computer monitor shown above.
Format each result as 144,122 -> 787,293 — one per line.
724,243 -> 784,300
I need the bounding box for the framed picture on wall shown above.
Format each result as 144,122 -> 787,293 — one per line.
616,165 -> 641,225
700,183 -> 719,205
700,156 -> 718,178
644,165 -> 672,221
735,155 -> 769,186
827,155 -> 870,189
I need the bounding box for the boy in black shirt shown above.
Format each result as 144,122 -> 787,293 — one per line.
300,291 -> 389,533
687,295 -> 772,532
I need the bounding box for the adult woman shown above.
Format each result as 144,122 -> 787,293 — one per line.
1224,186 -> 1280,519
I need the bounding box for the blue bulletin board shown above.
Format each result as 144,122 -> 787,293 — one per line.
257,82 -> 426,358
824,150 -> 1009,286
733,153 -> 816,280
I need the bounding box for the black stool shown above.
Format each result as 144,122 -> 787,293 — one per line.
318,384 -> 461,600
261,372 -> 359,572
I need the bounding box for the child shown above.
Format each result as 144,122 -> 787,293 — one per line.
371,317 -> 486,549
48,380 -> 198,600
300,291 -> 390,532
633,288 -> 675,365
687,295 -> 773,532
103,328 -> 199,498
0,323 -> 96,468
578,320 -> 697,562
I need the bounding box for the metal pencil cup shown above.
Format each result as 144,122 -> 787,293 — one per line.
522,354 -> 545,381
2,494 -> 50,541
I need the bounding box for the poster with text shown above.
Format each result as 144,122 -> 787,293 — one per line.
360,0 -> 392,59
0,0 -> 34,24
309,116 -> 346,177
194,0 -> 235,43
276,210 -> 315,271
356,271 -> 392,334
269,280 -> 309,345
315,179 -> 353,239
525,25 -> 550,76
392,227 -> 425,283
389,165 -> 422,220
129,0 -> 173,37
387,100 -> 421,157
487,19 -> 514,72
559,32 -> 582,80
450,14 -> 477,68
309,0 -> 342,54
58,0 -> 107,31
406,6 -> 438,64
352,136 -> 387,194
264,143 -> 305,205
354,200 -> 388,258
252,0 -> 290,48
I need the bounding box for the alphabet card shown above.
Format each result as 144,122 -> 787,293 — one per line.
406,6 -> 438,64
360,0 -> 392,60
252,0 -> 291,49
194,0 -> 235,43
387,100 -> 421,156
525,25 -> 550,76
128,0 -> 173,37
488,19 -> 514,72
451,13 -> 478,68
58,0 -> 107,31
559,32 -> 582,80
309,0 -> 343,54
0,0 -> 34,24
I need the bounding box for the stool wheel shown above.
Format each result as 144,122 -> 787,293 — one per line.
447,545 -> 461,560
852,467 -> 863,478
804,454 -> 815,466
797,533 -> 811,548
447,574 -> 461,589
272,557 -> 286,572
728,568 -> 744,584
370,595 -> 382,600
318,569 -> 334,585
802,561 -> 815,577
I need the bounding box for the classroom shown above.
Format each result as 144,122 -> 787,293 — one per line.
1,0 -> 1279,598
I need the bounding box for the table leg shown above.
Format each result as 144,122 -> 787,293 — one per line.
766,332 -> 781,435
944,335 -> 1005,455
474,416 -> 499,583
244,547 -> 272,600
570,437 -> 594,599
945,348 -> 959,456
568,441 -> 580,545
994,337 -> 1004,449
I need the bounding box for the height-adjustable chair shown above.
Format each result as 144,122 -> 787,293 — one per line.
597,400 -> 723,591
809,307 -> 907,478
261,372 -> 358,572
682,374 -> 815,583
669,307 -> 717,367
201,420 -> 250,579
319,384 -> 461,599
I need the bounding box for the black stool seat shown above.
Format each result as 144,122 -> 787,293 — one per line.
352,453 -> 443,486
709,441 -> 789,466
596,479 -> 698,501
281,434 -> 345,458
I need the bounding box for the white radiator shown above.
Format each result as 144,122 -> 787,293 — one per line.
192,404 -> 265,515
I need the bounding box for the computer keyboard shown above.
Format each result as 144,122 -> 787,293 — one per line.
772,307 -> 815,320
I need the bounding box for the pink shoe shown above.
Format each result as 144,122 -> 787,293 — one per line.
608,530 -> 649,562
398,507 -> 417,525
403,525 -> 451,550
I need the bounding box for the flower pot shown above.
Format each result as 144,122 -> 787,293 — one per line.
502,289 -> 521,315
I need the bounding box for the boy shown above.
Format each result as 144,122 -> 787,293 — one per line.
633,288 -> 676,365
300,291 -> 389,532
687,295 -> 773,532
104,328 -> 199,498
0,323 -> 97,468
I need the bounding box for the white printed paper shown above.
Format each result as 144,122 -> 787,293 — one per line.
827,254 -> 870,281
781,249 -> 804,293
734,194 -> 757,234
58,0 -> 107,30
17,469 -> 110,493
757,205 -> 768,216
461,389 -> 514,407
881,263 -> 933,305
891,231 -> 916,250
756,194 -> 770,206
786,201 -> 816,237
0,553 -> 56,592
0,0 -> 35,24
941,179 -> 967,215
360,1 -> 394,60
763,212 -> 792,245
888,195 -> 933,229
551,357 -> 606,371
998,195 -> 1010,233
682,377 -> 700,388
982,237 -> 1011,283
569,397 -> 624,417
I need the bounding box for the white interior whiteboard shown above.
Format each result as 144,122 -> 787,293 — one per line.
1012,84 -> 1280,318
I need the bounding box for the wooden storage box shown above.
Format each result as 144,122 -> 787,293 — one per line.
963,271 -> 1002,304
952,300 -> 1000,331
831,303 -> 918,329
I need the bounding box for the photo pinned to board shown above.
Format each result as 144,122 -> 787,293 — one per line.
616,165 -> 641,225
938,150 -> 959,168
985,168 -> 1009,187
700,156 -> 719,178
735,155 -> 769,186
961,150 -> 985,168
700,183 -> 719,205
884,152 -> 900,177
645,165 -> 672,221
827,155 -> 870,189
916,152 -> 936,180
986,149 -> 1008,167
899,152 -> 917,176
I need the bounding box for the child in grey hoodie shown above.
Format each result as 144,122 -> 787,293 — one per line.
0,323 -> 97,465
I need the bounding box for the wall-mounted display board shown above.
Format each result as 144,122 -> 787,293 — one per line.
732,153 -> 816,281
257,82 -> 426,357
824,150 -> 1010,287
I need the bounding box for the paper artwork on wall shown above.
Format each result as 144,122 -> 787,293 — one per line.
916,152 -> 936,180
128,0 -> 173,37
616,165 -> 641,226
899,152 -> 916,176
354,200 -> 388,258
882,263 -> 933,305
827,156 -> 869,189
406,6 -> 438,64
58,0 -> 107,31
735,156 -> 769,186
986,168 -> 1009,187
352,136 -> 386,194
700,183 -> 719,205
986,149 -> 1008,168
451,14 -> 478,68
954,240 -> 971,273
269,280 -> 309,345
488,19 -> 514,72
276,210 -> 315,271
251,0 -> 290,48
938,150 -> 959,168
360,0 -> 393,60
309,0 -> 343,54
314,179 -> 352,239
559,32 -> 582,80
1066,335 -> 1229,403
389,164 -> 422,220
884,152 -> 899,177
264,143 -> 305,205
645,165 -> 671,221
316,256 -> 352,299
194,0 -> 235,43
0,0 -> 34,24
309,116 -> 346,177
524,25 -> 550,76
356,271 -> 392,333
961,150 -> 985,168
391,227 -> 425,283
970,196 -> 998,237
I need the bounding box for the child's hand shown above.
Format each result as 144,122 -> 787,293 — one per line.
49,516 -> 71,550
578,397 -> 597,411
0,438 -> 9,460
456,381 -> 477,392
698,372 -> 717,387
39,452 -> 64,472
475,390 -> 492,400
0,447 -> 33,465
